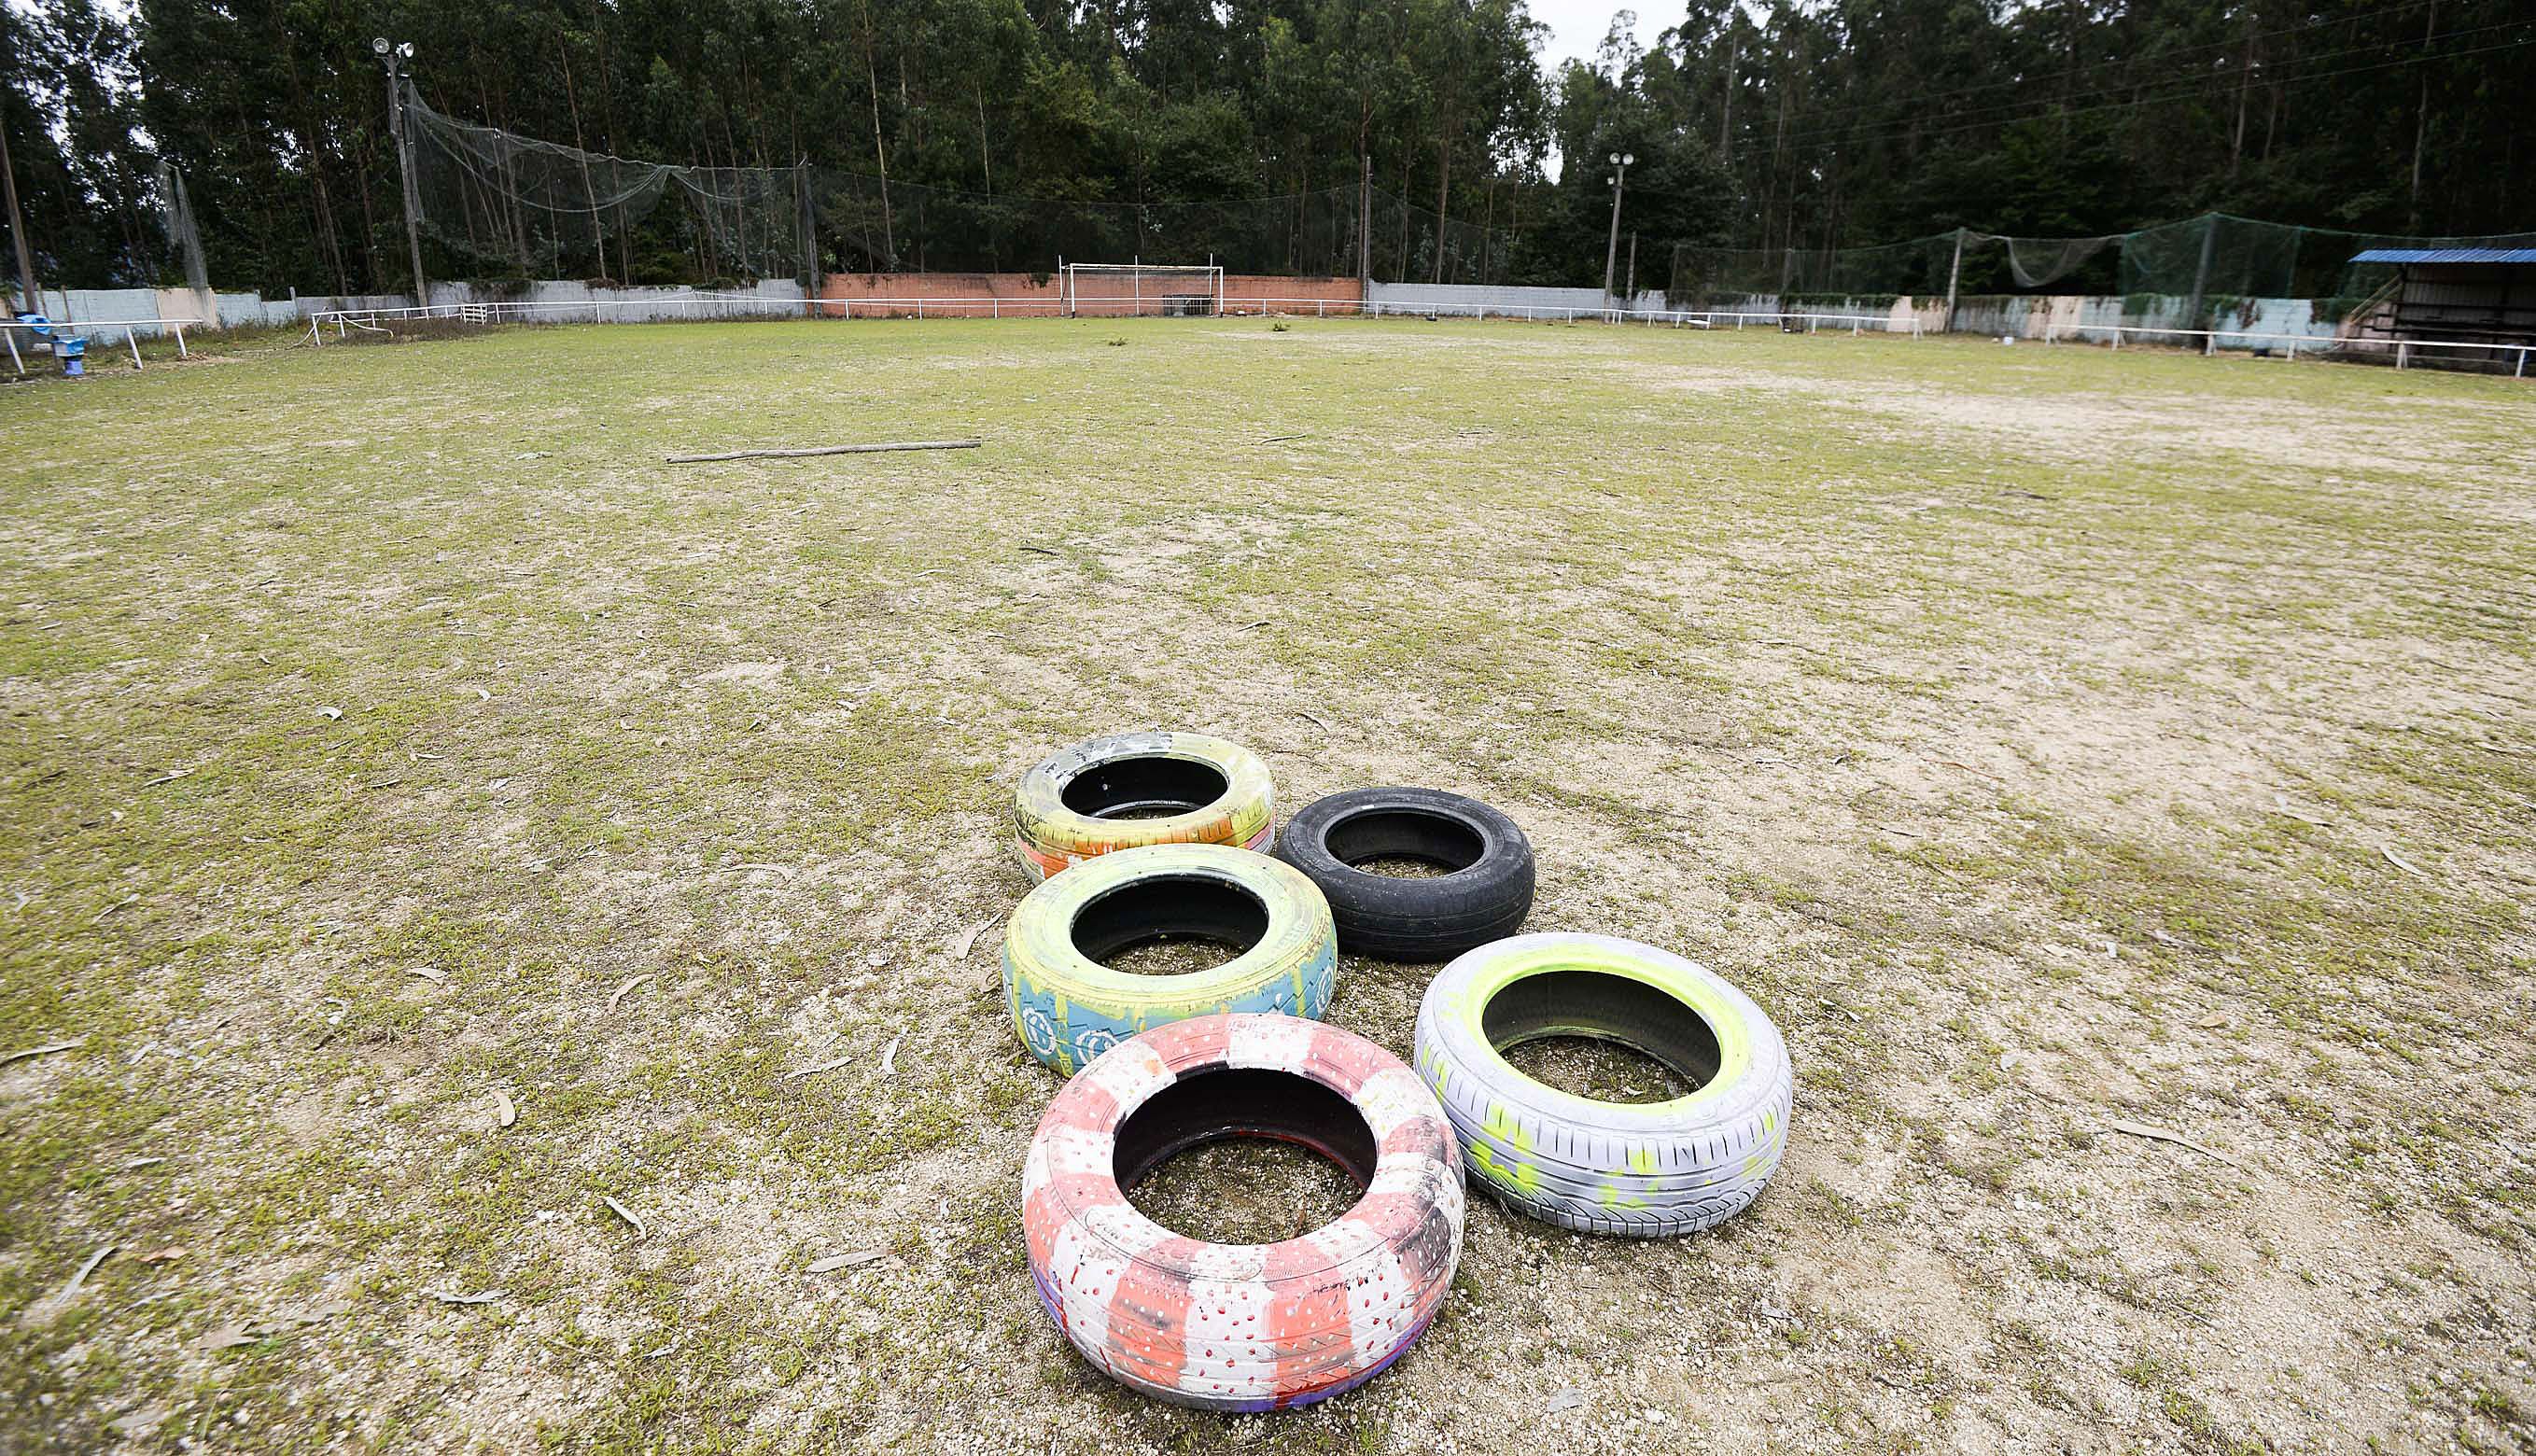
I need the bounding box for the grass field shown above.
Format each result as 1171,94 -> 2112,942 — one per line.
3,316 -> 2531,1453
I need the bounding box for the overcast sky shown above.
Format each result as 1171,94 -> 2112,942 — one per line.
1533,2 -> 1662,73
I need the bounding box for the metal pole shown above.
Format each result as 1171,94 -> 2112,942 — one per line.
1943,229 -> 1964,335
1359,154 -> 1371,294
1602,159 -> 1629,301
1625,231 -> 1637,305
5,326 -> 21,374
382,47 -> 429,307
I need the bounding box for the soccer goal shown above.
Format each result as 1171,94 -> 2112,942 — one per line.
1059,261 -> 1225,318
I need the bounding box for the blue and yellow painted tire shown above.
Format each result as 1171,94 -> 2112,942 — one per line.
1003,844 -> 1338,1076
1412,932 -> 1791,1237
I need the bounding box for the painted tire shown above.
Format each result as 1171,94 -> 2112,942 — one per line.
1412,932 -> 1791,1238
1273,787 -> 1534,962
1022,1014 -> 1464,1410
1003,843 -> 1338,1076
1015,731 -> 1275,881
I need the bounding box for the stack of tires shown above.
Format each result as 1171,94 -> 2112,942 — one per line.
997,731 -> 1793,1411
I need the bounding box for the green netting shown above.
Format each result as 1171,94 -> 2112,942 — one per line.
1669,232 -> 1960,299
405,88 -> 1513,284
1674,216 -> 2536,309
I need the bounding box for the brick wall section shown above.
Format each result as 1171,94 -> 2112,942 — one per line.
814,273 -> 1361,317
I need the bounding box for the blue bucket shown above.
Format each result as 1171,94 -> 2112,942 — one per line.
56,335 -> 85,378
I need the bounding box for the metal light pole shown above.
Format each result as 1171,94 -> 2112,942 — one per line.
375,38 -> 428,306
1602,151 -> 1634,304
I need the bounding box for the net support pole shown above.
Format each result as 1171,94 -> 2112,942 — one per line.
1358,154 -> 1371,294
1943,229 -> 1965,334
383,54 -> 428,307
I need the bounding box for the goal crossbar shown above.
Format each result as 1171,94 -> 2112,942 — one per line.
1058,261 -> 1225,318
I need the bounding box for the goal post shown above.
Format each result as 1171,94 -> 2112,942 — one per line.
1059,261 -> 1225,318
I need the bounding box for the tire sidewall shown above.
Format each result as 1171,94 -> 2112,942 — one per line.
1003,844 -> 1338,1076
1275,787 -> 1534,961
1413,932 -> 1792,1234
1015,731 -> 1275,881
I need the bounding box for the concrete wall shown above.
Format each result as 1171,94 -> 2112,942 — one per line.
814,272 -> 1360,317
427,279 -> 807,322
1368,282 -> 1667,315
5,274 -> 2376,357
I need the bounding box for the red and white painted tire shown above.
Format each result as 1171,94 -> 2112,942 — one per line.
1020,1014 -> 1464,1411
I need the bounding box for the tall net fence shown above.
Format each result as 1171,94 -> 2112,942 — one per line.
2117,215 -> 2536,302
1674,215 -> 2536,307
405,89 -> 1516,285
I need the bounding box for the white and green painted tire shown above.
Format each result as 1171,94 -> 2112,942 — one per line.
1411,932 -> 1791,1237
1003,843 -> 1338,1077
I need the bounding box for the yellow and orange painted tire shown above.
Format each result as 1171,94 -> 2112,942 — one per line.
1015,731 -> 1274,881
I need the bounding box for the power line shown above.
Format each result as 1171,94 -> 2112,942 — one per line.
1741,13 -> 2532,159
1687,0 -> 2454,135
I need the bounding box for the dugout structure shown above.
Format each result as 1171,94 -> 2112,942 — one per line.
1059,262 -> 1224,317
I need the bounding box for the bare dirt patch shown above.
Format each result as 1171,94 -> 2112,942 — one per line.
0,320 -> 2529,1454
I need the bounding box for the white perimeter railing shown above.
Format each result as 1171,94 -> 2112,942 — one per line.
2029,318 -> 2530,376
302,293 -> 1919,336
295,292 -> 2529,378
3,316 -> 191,374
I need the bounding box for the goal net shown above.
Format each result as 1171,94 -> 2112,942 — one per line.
1060,262 -> 1225,317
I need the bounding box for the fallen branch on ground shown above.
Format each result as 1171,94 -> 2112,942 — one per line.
664,440 -> 981,464
2107,1119 -> 2242,1168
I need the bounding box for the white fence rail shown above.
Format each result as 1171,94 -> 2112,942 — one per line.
303,294 -> 1924,334
2035,319 -> 2529,375
3,317 -> 191,374
292,292 -> 2529,379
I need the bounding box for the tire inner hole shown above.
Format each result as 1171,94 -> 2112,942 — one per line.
1073,875 -> 1268,976
1483,969 -> 1721,1105
1061,755 -> 1228,821
1115,1068 -> 1373,1244
1325,807 -> 1482,879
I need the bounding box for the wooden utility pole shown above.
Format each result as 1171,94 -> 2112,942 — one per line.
0,109 -> 37,313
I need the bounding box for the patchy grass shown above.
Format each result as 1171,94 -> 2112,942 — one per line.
2,316 -> 2531,1452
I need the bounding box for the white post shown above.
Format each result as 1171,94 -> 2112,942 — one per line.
2397,341 -> 2409,370
2204,330 -> 2215,357
2518,346 -> 2528,379
5,326 -> 21,373
173,323 -> 188,358
127,326 -> 143,369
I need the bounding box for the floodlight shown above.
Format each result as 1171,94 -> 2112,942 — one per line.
1623,153 -> 1635,165
399,43 -> 413,57
1607,152 -> 1619,163
372,36 -> 390,54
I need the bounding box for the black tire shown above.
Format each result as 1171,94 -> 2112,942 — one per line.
1274,788 -> 1534,962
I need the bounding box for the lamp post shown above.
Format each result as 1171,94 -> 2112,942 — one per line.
375,38 -> 428,306
1602,151 -> 1634,306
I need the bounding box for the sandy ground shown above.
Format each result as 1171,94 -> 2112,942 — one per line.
1,318 -> 2530,1453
